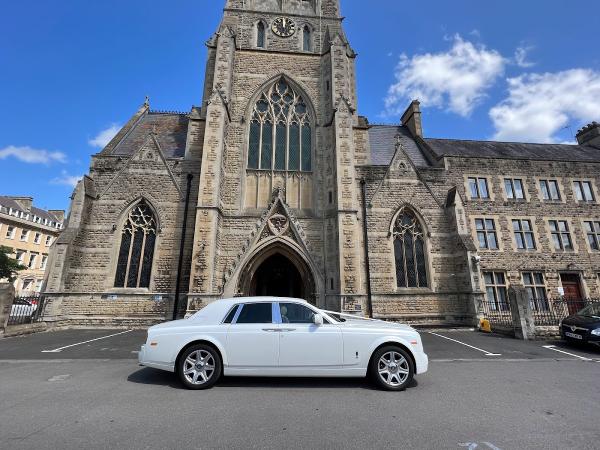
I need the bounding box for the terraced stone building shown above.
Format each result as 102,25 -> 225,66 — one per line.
44,0 -> 600,326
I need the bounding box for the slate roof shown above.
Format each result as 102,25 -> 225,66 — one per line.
368,125 -> 431,167
111,112 -> 189,158
424,138 -> 600,162
0,196 -> 63,225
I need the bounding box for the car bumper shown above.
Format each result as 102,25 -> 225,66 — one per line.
414,350 -> 429,375
560,329 -> 600,345
138,344 -> 175,372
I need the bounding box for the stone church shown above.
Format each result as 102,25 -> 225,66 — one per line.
43,0 -> 600,327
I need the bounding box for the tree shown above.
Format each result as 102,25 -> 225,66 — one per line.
0,246 -> 26,282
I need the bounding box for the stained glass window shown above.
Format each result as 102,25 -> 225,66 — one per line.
247,78 -> 312,173
393,208 -> 428,288
114,201 -> 157,289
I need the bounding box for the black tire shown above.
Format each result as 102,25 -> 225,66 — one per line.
177,344 -> 222,390
369,345 -> 414,391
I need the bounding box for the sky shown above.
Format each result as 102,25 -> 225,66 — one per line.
1,0 -> 599,212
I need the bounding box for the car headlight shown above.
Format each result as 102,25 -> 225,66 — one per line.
591,329 -> 600,337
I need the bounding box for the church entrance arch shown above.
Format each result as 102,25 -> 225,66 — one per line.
238,243 -> 316,304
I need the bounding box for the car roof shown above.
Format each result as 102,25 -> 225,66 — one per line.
220,297 -> 309,306
190,297 -> 311,323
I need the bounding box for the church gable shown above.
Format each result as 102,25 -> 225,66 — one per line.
99,132 -> 183,200
222,189 -> 318,287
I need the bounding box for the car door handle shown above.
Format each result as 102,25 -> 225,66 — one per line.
280,328 -> 296,332
262,328 -> 280,332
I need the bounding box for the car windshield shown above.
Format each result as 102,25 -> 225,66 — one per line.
576,304 -> 600,318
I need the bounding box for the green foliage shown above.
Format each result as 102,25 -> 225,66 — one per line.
0,246 -> 26,282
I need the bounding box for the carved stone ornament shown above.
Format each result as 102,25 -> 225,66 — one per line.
267,214 -> 289,236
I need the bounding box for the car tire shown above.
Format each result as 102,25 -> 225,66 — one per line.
177,344 -> 222,390
369,346 -> 414,391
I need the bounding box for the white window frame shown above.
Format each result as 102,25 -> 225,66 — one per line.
540,179 -> 561,201
468,177 -> 490,200
504,178 -> 526,200
573,180 -> 595,202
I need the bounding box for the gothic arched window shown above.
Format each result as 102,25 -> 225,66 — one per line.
247,78 -> 312,172
393,208 -> 428,288
114,201 -> 157,289
257,22 -> 265,48
303,26 -> 312,51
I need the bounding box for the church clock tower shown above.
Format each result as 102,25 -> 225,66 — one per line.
188,0 -> 367,313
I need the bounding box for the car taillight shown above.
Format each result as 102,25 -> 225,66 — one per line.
31,300 -> 38,305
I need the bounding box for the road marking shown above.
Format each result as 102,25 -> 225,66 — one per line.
47,374 -> 71,382
542,345 -> 594,361
428,332 -> 501,356
41,330 -> 133,353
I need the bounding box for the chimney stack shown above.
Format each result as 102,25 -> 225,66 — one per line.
401,100 -> 423,138
576,122 -> 600,147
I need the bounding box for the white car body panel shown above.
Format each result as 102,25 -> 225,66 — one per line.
139,297 -> 429,378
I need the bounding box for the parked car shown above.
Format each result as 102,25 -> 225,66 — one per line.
560,303 -> 600,346
139,297 -> 428,391
10,298 -> 38,320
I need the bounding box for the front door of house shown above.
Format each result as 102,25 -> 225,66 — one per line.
560,273 -> 584,314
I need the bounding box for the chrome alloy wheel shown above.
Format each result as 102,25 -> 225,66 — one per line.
182,350 -> 216,385
377,351 -> 410,387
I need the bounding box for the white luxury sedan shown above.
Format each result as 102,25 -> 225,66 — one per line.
139,297 -> 428,391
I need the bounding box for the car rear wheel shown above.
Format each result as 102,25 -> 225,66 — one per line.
369,346 -> 414,391
177,344 -> 222,390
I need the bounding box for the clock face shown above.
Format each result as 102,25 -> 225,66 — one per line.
272,17 -> 296,38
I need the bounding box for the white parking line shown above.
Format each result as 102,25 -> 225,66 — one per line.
427,332 -> 501,356
41,330 -> 133,353
542,345 -> 595,361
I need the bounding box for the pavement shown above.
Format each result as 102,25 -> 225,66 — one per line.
1,327 -> 599,449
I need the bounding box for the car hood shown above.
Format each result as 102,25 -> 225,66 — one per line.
562,315 -> 600,328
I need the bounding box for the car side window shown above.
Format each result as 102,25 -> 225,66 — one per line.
279,303 -> 319,324
223,305 -> 240,324
235,303 -> 273,324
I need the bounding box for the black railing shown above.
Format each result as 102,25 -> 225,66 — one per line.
533,298 -> 600,326
479,298 -> 513,327
7,295 -> 46,326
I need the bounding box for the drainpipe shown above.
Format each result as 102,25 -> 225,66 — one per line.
173,173 -> 194,321
360,178 -> 374,318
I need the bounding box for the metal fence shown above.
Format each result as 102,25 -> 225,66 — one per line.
532,298 -> 600,326
6,295 -> 47,326
479,297 -> 513,327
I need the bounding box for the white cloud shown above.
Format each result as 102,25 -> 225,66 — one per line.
88,124 -> 121,148
384,35 -> 506,117
514,46 -> 535,68
50,170 -> 83,188
490,69 -> 600,143
0,146 -> 67,164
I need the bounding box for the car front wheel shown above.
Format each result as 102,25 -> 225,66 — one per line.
177,344 -> 222,390
369,346 -> 414,391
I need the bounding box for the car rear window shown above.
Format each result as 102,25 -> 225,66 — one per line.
223,305 -> 240,324
235,303 -> 272,324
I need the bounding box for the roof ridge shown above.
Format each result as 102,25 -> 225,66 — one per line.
149,110 -> 188,115
425,137 -> 580,147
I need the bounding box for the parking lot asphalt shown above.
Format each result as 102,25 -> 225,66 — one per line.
1,328 -> 599,449
1,326 -> 599,362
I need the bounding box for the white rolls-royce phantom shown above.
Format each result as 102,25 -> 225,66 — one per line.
138,297 -> 428,390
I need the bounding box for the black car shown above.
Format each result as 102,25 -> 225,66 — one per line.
560,303 -> 600,346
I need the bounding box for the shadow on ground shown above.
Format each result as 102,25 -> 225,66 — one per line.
127,367 -> 418,391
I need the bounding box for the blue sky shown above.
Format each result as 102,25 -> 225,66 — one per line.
1,0 -> 599,212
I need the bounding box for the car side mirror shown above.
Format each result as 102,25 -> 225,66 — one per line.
313,314 -> 324,326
